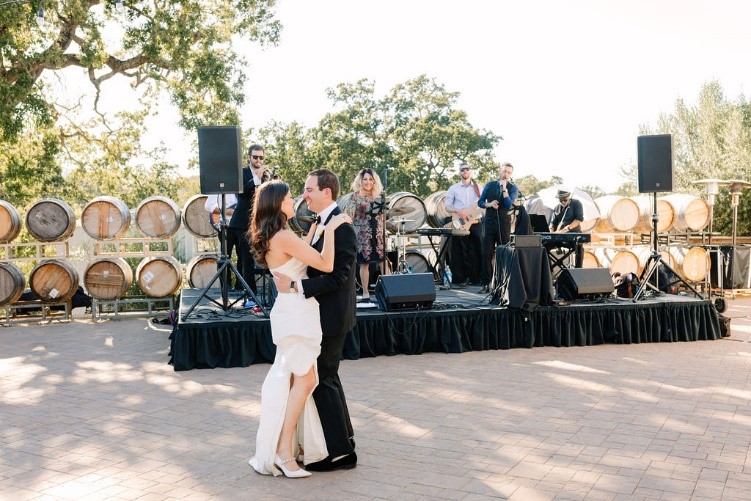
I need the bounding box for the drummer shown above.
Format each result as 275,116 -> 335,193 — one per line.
443,163 -> 483,286
344,168 -> 386,302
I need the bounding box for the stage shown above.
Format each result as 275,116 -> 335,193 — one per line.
169,286 -> 723,371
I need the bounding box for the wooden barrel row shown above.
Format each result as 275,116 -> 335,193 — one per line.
581,245 -> 710,283
0,255 -> 192,306
594,194 -> 710,234
0,196 -> 184,242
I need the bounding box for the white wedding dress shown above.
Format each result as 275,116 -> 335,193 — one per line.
249,258 -> 328,475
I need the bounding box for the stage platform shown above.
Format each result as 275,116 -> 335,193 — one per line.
169,286 -> 723,371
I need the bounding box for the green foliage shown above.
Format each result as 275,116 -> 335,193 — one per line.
259,75 -> 502,199
0,0 -> 280,207
641,81 -> 751,236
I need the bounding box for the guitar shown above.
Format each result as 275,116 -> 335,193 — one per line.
446,206 -> 485,231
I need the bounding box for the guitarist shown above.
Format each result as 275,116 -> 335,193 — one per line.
443,163 -> 484,286
478,163 -> 518,294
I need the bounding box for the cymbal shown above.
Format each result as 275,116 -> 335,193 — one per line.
386,206 -> 416,217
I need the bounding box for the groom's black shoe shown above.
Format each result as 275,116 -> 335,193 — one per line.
305,452 -> 357,472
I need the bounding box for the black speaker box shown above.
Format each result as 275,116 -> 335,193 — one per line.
557,267 -> 614,300
637,134 -> 673,193
374,273 -> 436,312
198,126 -> 243,194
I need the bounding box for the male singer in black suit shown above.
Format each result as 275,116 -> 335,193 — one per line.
228,144 -> 269,292
274,169 -> 358,471
478,162 -> 519,294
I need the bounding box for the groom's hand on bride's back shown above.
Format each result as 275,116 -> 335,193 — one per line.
327,213 -> 352,230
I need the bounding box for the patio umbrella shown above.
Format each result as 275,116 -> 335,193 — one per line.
524,185 -> 600,231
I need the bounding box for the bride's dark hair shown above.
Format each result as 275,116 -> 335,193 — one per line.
249,180 -> 289,266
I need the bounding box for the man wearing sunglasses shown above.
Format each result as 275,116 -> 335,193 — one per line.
228,144 -> 270,293
549,189 -> 584,233
444,163 -> 484,287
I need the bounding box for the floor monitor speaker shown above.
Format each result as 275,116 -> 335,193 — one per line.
637,134 -> 673,193
198,126 -> 243,194
557,267 -> 614,301
374,273 -> 436,311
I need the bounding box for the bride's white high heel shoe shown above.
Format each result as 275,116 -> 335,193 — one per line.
274,455 -> 311,478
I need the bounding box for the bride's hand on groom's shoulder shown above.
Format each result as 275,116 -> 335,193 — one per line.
327,213 -> 352,230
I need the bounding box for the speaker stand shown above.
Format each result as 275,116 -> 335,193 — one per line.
633,192 -> 702,302
182,194 -> 267,321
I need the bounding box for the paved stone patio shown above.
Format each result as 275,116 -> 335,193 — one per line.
2,296 -> 751,500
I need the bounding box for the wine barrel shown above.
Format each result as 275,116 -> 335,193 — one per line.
0,200 -> 22,243
186,255 -> 220,289
25,198 -> 76,242
424,191 -> 451,228
135,196 -> 182,238
593,248 -> 639,276
84,258 -> 133,300
182,194 -> 216,238
136,256 -> 182,298
594,195 -> 640,233
0,262 -> 25,305
81,196 -> 131,240
631,196 -> 674,234
633,245 -> 676,276
661,194 -> 710,232
29,259 -> 79,303
386,192 -> 427,234
667,245 -> 709,282
581,249 -> 600,268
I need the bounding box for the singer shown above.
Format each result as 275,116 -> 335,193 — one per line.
343,169 -> 385,302
477,162 -> 518,294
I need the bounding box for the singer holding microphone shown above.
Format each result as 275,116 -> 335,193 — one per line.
477,162 -> 518,294
343,169 -> 385,302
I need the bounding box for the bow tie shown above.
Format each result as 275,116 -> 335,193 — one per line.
315,215 -> 322,225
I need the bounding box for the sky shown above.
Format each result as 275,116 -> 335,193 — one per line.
150,0 -> 751,193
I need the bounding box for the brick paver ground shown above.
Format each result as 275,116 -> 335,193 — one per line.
2,296 -> 751,500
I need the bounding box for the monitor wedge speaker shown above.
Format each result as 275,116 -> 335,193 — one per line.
557,267 -> 614,300
374,273 -> 435,311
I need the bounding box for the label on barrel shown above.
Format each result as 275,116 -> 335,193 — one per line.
143,271 -> 154,282
49,288 -> 59,298
103,270 -> 110,276
160,213 -> 169,220
108,216 -> 114,222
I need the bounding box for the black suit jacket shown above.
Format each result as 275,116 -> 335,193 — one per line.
302,207 -> 358,338
229,167 -> 256,230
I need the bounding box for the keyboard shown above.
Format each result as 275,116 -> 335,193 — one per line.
417,228 -> 470,237
537,232 -> 591,247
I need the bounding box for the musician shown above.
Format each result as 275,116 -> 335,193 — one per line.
549,190 -> 584,233
443,163 -> 483,286
477,162 -> 518,294
228,144 -> 271,292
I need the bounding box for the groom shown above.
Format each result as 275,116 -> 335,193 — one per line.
276,169 -> 358,471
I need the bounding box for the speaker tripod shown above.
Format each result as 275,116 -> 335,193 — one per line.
632,192 -> 702,301
182,194 -> 267,321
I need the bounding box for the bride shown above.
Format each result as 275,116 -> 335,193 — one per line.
247,180 -> 350,478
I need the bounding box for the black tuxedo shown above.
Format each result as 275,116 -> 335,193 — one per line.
228,167 -> 257,292
302,207 -> 358,457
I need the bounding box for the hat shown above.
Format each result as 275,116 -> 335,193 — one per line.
556,189 -> 571,199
